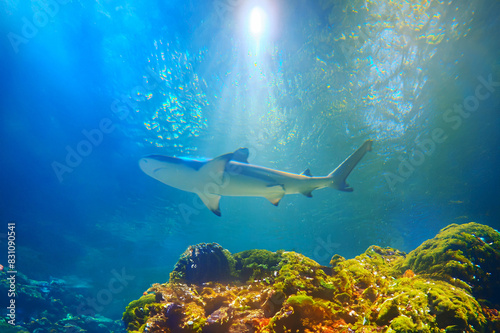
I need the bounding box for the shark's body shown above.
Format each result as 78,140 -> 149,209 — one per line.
139,140 -> 372,216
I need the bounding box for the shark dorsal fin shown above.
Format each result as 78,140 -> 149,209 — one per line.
232,148 -> 249,163
300,168 -> 313,177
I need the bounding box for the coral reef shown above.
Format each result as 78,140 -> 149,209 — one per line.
0,270 -> 125,332
123,222 -> 500,332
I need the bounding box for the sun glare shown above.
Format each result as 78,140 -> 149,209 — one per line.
249,6 -> 266,37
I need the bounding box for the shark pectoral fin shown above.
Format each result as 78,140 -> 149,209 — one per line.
265,185 -> 285,206
199,152 -> 233,186
195,152 -> 233,216
232,148 -> 250,163
265,194 -> 284,206
197,193 -> 222,216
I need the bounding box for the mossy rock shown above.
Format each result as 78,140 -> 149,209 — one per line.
371,277 -> 487,332
271,293 -> 343,331
273,251 -> 336,299
328,245 -> 405,306
122,293 -> 156,332
286,294 -> 332,321
389,315 -> 417,332
232,249 -> 283,282
397,222 -> 500,306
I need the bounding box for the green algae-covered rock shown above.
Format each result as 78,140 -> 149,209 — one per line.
332,245 -> 406,288
398,222 -> 500,306
233,249 -> 283,282
273,251 -> 334,298
123,223 -> 500,332
371,277 -> 486,332
122,293 -> 157,332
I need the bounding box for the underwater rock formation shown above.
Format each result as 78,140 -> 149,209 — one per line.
123,222 -> 500,332
397,222 -> 500,307
169,243 -> 234,284
0,270 -> 125,332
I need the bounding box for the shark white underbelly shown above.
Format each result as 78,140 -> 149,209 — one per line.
139,140 -> 372,216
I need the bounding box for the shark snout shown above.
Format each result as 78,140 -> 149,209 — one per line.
139,157 -> 166,177
139,157 -> 152,174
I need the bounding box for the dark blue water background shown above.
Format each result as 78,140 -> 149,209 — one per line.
1,0 -> 499,319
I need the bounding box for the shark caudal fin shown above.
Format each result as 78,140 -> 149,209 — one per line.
328,140 -> 373,192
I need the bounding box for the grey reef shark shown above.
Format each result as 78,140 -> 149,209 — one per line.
139,140 -> 373,216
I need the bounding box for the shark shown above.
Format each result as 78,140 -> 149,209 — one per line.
139,140 -> 373,216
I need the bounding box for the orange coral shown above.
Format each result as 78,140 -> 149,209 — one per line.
252,317 -> 270,328
403,269 -> 415,278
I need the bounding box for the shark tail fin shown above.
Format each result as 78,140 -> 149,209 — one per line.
328,140 -> 372,192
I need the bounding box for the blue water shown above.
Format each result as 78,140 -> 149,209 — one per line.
1,0 -> 499,321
